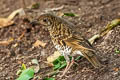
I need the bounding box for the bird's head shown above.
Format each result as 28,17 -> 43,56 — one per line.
37,13 -> 57,30
38,13 -> 51,25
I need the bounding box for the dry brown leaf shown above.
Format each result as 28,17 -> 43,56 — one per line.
0,38 -> 14,45
43,61 -> 54,67
47,51 -> 61,63
113,68 -> 119,72
33,40 -> 47,48
0,18 -> 14,28
0,8 -> 25,28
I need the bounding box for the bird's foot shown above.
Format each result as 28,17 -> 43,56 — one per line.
60,57 -> 74,78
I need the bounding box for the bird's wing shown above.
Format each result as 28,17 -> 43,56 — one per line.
64,32 -> 94,51
64,32 -> 102,68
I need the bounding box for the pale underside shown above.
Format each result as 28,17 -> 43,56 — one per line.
55,44 -> 84,57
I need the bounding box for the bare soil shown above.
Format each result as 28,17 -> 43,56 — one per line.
0,0 -> 120,80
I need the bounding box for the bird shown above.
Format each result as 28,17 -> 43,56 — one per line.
37,13 -> 102,77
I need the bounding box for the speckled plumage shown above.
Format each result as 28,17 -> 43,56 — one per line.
38,13 -> 101,68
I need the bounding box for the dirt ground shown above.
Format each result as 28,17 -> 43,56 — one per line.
0,0 -> 120,80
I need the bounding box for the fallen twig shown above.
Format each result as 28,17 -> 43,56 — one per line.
0,38 -> 14,45
45,6 -> 64,12
88,19 -> 120,44
17,30 -> 26,40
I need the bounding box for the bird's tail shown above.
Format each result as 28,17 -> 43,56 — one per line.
83,51 -> 102,68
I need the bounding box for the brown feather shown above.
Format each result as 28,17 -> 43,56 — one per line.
64,34 -> 102,68
80,50 -> 101,68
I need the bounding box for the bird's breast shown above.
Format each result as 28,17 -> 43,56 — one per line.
54,44 -> 72,56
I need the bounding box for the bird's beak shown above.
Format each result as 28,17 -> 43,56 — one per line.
30,19 -> 39,25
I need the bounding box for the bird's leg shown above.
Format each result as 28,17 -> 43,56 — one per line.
67,57 -> 74,71
60,61 -> 70,77
60,56 -> 74,78
60,54 -> 70,77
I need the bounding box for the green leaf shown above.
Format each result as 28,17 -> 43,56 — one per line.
53,55 -> 82,70
58,56 -> 65,61
31,3 -> 40,9
53,63 -> 61,70
16,64 -> 26,75
64,13 -> 76,17
115,49 -> 120,54
58,61 -> 67,69
16,68 -> 34,80
43,77 -> 55,80
21,64 -> 26,70
53,56 -> 67,70
53,59 -> 59,65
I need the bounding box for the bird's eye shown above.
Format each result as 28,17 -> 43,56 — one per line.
43,18 -> 47,22
41,18 -> 51,25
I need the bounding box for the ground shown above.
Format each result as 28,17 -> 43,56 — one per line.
0,0 -> 120,80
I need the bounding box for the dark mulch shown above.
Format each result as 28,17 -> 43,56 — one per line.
0,0 -> 120,80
